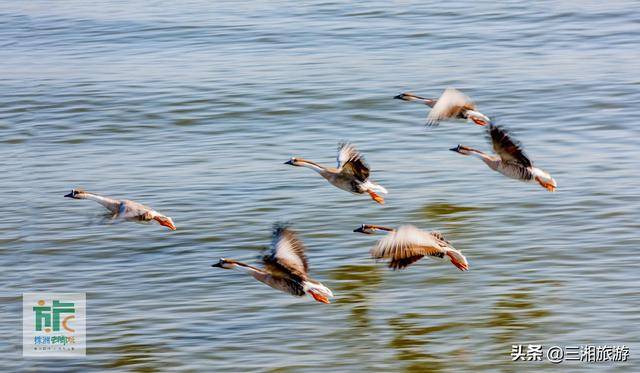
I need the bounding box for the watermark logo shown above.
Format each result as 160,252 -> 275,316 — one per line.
23,293 -> 86,357
511,344 -> 629,364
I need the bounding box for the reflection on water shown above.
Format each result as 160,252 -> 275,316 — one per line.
330,264 -> 382,330
487,287 -> 552,344
388,312 -> 462,372
418,202 -> 485,222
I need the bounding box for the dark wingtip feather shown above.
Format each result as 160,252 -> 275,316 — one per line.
272,221 -> 292,234
487,123 -> 532,167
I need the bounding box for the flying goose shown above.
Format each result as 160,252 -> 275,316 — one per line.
212,223 -> 333,304
64,189 -> 176,230
354,224 -> 469,271
285,142 -> 388,204
395,87 -> 490,126
450,124 -> 557,192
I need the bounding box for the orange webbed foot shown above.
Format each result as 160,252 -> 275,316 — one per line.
536,177 -> 557,192
367,190 -> 384,205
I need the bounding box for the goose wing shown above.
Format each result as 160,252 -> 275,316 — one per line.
488,124 -> 532,167
336,142 -> 370,182
370,225 -> 447,270
426,88 -> 475,126
262,223 -> 309,280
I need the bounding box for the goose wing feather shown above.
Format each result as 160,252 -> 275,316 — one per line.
371,225 -> 446,269
262,223 -> 309,280
336,142 -> 370,182
426,88 -> 475,126
488,124 -> 532,167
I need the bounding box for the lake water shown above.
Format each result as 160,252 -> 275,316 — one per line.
2,1 -> 639,371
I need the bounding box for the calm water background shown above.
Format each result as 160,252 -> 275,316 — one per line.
2,1 -> 639,371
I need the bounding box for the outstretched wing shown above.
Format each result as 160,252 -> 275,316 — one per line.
370,225 -> 446,270
336,142 -> 370,182
488,124 -> 532,167
426,88 -> 476,126
262,223 -> 309,279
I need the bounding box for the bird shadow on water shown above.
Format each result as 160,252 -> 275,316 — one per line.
408,202 -> 488,244
327,263 -> 386,362
415,202 -> 486,224
482,284 -> 557,364
486,286 -> 553,342
85,213 -> 153,228
329,263 -> 383,331
387,312 -> 467,372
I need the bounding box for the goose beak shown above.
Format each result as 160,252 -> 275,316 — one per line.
353,226 -> 368,234
449,145 -> 461,153
284,160 -> 293,165
64,192 -> 74,198
211,262 -> 222,268
394,93 -> 405,100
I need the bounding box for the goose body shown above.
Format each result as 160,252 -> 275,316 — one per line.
354,224 -> 468,271
212,223 -> 333,304
450,124 -> 557,192
395,87 -> 490,126
64,189 -> 176,230
285,142 -> 388,204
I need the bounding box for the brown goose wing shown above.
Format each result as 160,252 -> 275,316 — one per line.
488,124 -> 532,167
370,225 -> 446,270
262,223 -> 309,280
336,142 -> 370,182
388,255 -> 425,270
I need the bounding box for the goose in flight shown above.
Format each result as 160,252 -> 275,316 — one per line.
285,142 -> 388,204
450,124 -> 557,192
212,223 -> 333,304
354,224 -> 469,271
64,189 -> 176,230
395,87 -> 490,126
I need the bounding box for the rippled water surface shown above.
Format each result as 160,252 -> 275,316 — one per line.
2,1 -> 640,371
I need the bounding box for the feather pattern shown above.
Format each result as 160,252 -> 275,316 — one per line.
336,142 -> 370,182
488,124 -> 532,167
496,161 -> 534,181
426,88 -> 476,126
370,225 -> 450,270
254,271 -> 306,297
262,223 -> 309,280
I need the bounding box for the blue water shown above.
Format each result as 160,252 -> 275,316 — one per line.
1,1 -> 639,371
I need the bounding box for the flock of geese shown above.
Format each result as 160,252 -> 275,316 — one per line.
66,88 -> 556,305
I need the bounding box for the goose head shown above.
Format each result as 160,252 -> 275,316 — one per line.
64,189 -> 86,199
284,157 -> 304,166
394,92 -> 435,106
353,224 -> 394,234
449,145 -> 476,156
211,258 -> 238,269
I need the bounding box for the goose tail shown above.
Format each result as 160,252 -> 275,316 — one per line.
446,250 -> 469,271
